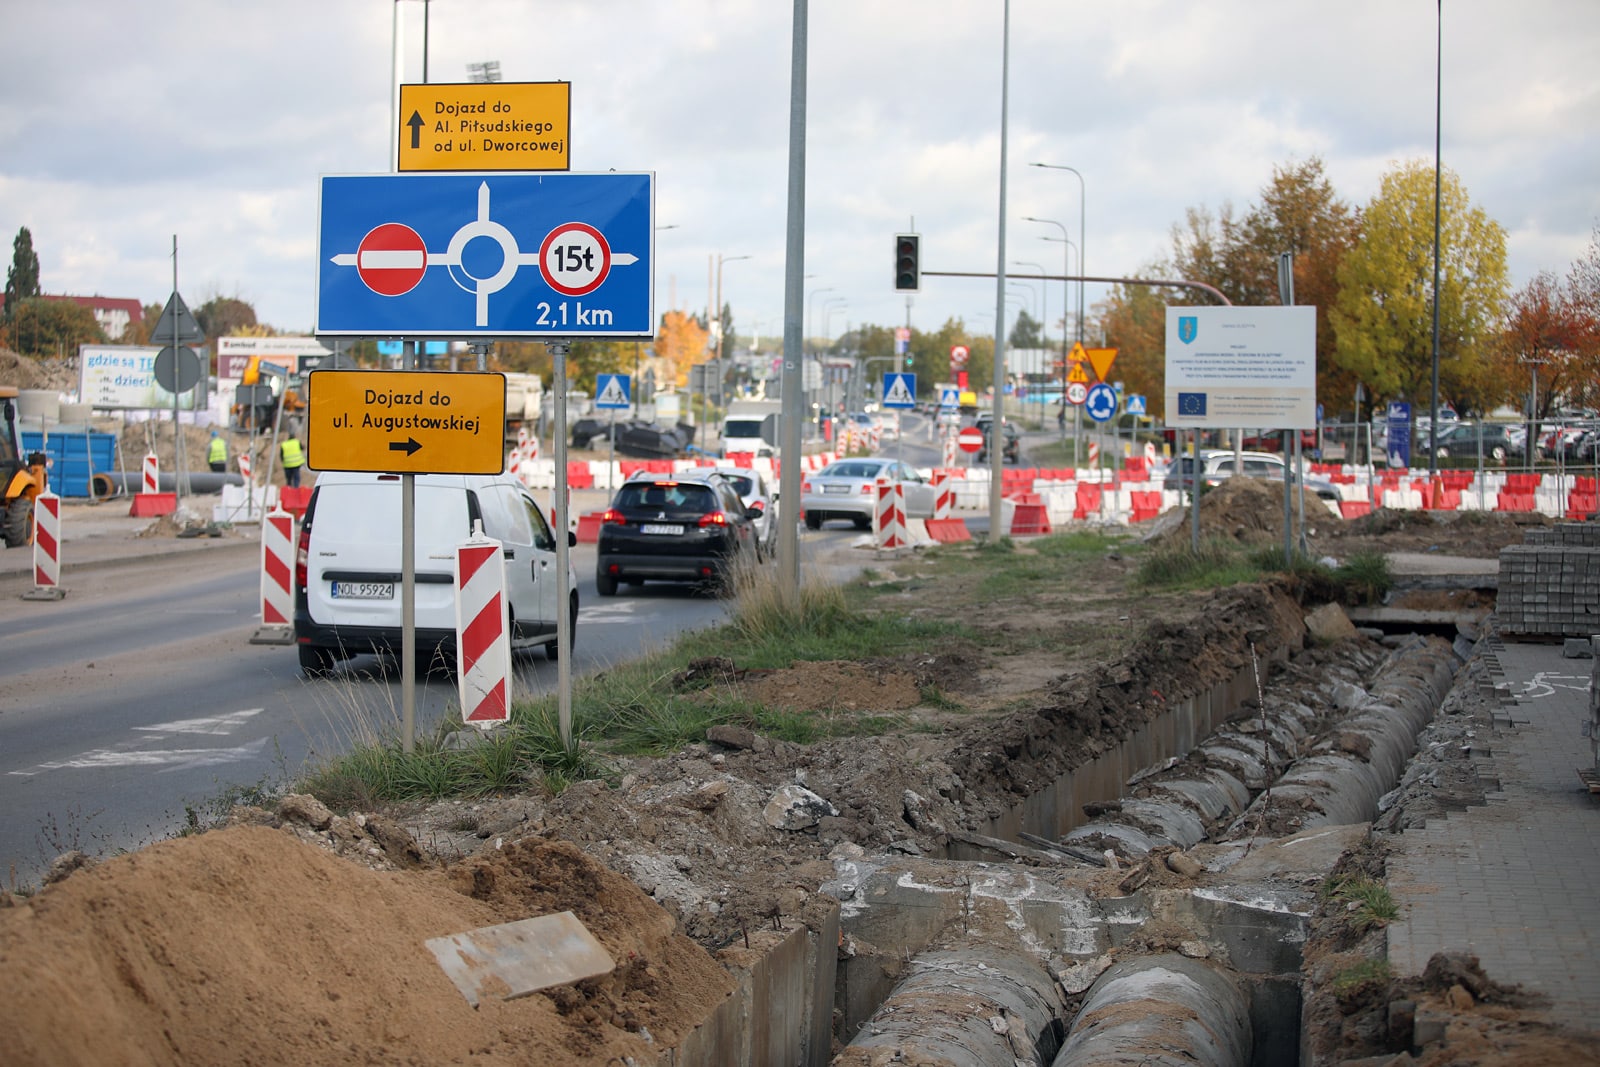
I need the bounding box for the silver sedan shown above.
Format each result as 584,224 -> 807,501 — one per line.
801,459 -> 936,530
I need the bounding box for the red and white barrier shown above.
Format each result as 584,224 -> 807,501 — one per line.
30,492 -> 62,596
874,478 -> 907,550
932,470 -> 955,520
260,509 -> 295,626
455,525 -> 511,726
238,450 -> 253,485
142,453 -> 159,495
943,430 -> 959,470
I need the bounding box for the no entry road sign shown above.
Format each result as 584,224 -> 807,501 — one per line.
316,172 -> 654,339
957,426 -> 984,453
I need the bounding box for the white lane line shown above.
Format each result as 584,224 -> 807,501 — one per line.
34,738 -> 269,772
135,709 -> 264,735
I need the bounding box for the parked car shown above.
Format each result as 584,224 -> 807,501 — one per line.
595,469 -> 762,596
1431,422 -> 1525,462
1163,450 -> 1340,501
712,466 -> 779,561
1239,429 -> 1318,453
801,458 -> 936,530
294,472 -> 578,676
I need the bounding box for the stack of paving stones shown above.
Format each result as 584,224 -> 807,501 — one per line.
1496,522 -> 1600,636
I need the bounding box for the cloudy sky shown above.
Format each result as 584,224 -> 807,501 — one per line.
3,0 -> 1596,348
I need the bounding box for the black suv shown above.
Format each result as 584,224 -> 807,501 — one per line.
595,470 -> 762,596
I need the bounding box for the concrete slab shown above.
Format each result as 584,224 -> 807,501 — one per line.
425,910 -> 615,1008
1204,823 -> 1371,882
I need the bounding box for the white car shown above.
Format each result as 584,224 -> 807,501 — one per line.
294,471 -> 578,675
801,458 -> 936,530
713,466 -> 780,560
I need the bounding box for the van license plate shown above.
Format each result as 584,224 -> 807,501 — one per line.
332,581 -> 394,600
640,524 -> 684,535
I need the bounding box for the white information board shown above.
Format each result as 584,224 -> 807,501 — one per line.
1163,307 -> 1316,428
79,344 -> 202,411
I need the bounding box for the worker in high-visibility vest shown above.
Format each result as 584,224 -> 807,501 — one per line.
280,435 -> 306,488
207,431 -> 228,473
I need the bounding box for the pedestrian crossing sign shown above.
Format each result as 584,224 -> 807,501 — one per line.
595,373 -> 631,409
881,372 -> 916,410
939,387 -> 959,409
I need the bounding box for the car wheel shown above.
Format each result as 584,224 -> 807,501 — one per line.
1491,446 -> 1506,462
805,512 -> 821,530
298,644 -> 337,678
545,591 -> 578,660
596,571 -> 618,597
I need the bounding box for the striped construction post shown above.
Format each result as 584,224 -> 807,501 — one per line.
260,509 -> 295,627
456,524 -> 512,727
943,429 -> 959,470
23,491 -> 64,600
142,453 -> 159,495
238,449 -> 253,485
932,470 -> 954,520
874,478 -> 907,550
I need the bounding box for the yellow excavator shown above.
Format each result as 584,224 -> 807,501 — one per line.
231,356 -> 307,431
0,385 -> 48,547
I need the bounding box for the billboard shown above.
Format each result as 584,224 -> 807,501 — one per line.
80,345 -> 203,411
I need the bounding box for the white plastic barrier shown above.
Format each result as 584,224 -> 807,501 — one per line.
214,484 -> 278,524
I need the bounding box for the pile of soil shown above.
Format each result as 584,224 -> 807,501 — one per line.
0,827 -> 732,1066
0,348 -> 76,392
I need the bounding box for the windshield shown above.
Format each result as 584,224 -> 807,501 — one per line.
821,462 -> 886,479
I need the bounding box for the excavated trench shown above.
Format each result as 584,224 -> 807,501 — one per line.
821,621 -> 1464,1067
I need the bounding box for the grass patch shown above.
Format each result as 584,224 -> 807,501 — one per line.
1136,539 -> 1263,590
1330,958 -> 1393,999
1334,551 -> 1392,605
1321,872 -> 1401,931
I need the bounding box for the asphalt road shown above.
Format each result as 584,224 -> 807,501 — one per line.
0,539 -> 772,889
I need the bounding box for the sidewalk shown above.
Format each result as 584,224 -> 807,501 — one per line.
1386,635 -> 1600,1032
0,496 -> 263,582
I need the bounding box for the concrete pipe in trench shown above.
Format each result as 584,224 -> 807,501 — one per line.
1224,635 -> 1459,837
1052,953 -> 1251,1067
838,939 -> 1064,1067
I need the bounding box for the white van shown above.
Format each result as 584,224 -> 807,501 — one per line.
293,471 -> 577,676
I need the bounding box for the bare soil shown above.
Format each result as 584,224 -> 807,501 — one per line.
1,475 -> 1582,1064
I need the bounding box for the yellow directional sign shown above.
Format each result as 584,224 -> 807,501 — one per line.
1066,361 -> 1091,384
398,82 -> 570,172
1086,346 -> 1119,383
308,370 -> 506,475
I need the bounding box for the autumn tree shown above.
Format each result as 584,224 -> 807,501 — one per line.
1095,278 -> 1168,415
1331,160 -> 1508,412
118,303 -> 167,346
5,297 -> 105,356
4,227 -> 41,319
908,317 -> 993,395
654,309 -> 710,390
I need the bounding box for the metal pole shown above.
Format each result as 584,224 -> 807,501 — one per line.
1428,0 -> 1443,488
989,0 -> 1010,539
170,236 -> 184,507
550,340 -> 574,747
401,473 -> 416,752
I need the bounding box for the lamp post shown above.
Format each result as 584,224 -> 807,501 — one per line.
1027,164 -> 1086,346
823,300 -> 848,415
1014,259 -> 1049,424
1427,0 -> 1443,487
1027,217 -> 1076,439
806,285 -> 835,352
705,253 -> 750,449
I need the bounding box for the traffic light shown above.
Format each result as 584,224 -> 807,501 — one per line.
905,354 -> 914,367
894,233 -> 920,292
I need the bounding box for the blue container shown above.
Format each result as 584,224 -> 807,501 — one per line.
21,431 -> 118,498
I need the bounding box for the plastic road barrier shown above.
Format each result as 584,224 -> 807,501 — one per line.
931,470 -> 954,520
30,491 -> 62,595
238,449 -> 252,485
874,478 -> 907,550
456,525 -> 511,726
260,509 -> 295,626
141,453 -> 159,495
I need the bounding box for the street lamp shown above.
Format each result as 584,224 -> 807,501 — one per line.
1027,163 -> 1086,346
806,286 -> 835,350
714,254 -> 751,365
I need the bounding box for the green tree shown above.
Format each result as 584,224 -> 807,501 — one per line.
1330,161 -> 1508,409
194,296 -> 258,341
4,227 -> 42,319
6,297 -> 105,357
1008,308 -> 1043,349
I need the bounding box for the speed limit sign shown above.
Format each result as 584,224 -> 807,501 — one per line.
1065,381 -> 1089,406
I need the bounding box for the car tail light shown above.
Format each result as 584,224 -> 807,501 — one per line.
860,484 -> 873,495
697,511 -> 729,527
600,508 -> 627,526
295,523 -> 310,590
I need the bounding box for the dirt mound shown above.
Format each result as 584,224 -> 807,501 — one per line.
0,826 -> 732,1066
0,348 -> 76,392
1148,476 -> 1341,547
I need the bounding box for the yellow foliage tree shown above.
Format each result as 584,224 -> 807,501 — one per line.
654,310 -> 709,390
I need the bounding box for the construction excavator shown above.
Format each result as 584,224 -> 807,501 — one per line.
231,356 -> 307,431
0,385 -> 48,548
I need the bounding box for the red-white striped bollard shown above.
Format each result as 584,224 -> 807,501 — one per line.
142,453 -> 159,495
524,432 -> 540,461
260,509 -> 294,626
932,470 -> 954,520
456,524 -> 511,726
505,444 -> 522,479
1087,441 -> 1100,468
942,430 -> 958,470
874,478 -> 907,550
32,491 -> 61,590
238,450 -> 252,485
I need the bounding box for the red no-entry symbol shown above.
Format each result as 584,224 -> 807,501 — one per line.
355,223 -> 428,296
958,426 -> 984,453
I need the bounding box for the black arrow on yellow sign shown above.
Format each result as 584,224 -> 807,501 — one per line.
389,438 -> 422,456
406,110 -> 424,149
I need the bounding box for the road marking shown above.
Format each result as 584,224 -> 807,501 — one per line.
135,708 -> 264,735
1518,672 -> 1591,700
32,738 -> 269,772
